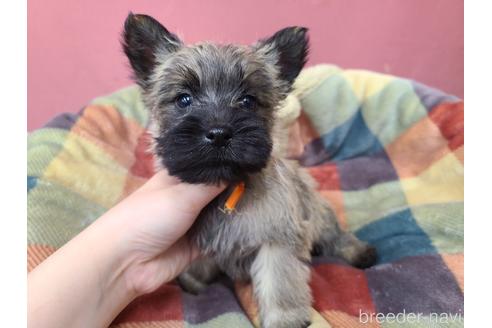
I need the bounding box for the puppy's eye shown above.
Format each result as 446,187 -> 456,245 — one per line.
175,94 -> 193,108
238,95 -> 256,110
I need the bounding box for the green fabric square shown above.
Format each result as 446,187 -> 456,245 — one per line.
410,202 -> 464,254
27,128 -> 69,178
28,178 -> 106,248
300,74 -> 360,136
381,314 -> 463,327
343,179 -> 408,231
361,79 -> 428,146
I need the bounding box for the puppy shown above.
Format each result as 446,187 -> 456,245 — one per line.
122,13 -> 377,328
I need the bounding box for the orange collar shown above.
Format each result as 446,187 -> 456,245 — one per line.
223,181 -> 245,214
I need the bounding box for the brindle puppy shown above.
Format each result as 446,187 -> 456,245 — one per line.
122,13 -> 377,328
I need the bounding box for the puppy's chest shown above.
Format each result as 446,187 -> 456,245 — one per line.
189,181 -> 304,257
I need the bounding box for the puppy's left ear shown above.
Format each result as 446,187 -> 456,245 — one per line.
255,27 -> 309,87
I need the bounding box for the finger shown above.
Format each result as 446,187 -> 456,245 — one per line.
152,237 -> 201,283
170,182 -> 227,213
138,169 -> 180,193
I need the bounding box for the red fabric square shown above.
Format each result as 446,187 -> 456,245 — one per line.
308,163 -> 340,191
310,264 -> 376,317
429,102 -> 464,151
130,132 -> 156,178
112,284 -> 183,324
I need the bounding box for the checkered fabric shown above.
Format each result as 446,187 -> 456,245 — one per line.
27,64 -> 464,327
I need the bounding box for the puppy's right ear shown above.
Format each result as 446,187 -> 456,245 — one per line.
122,13 -> 182,88
255,27 -> 309,90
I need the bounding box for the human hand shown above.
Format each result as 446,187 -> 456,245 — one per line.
103,170 -> 226,295
28,170 -> 225,328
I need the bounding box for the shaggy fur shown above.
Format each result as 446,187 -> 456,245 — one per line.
123,13 -> 377,328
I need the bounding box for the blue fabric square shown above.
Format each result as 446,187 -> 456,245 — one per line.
355,209 -> 437,264
43,108 -> 84,130
27,176 -> 37,192
320,109 -> 384,161
412,81 -> 459,112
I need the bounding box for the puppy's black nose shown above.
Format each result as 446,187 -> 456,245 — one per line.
205,127 -> 232,147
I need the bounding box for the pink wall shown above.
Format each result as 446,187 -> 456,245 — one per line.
28,0 -> 463,131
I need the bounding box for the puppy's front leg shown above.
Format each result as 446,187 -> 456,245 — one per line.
251,245 -> 312,328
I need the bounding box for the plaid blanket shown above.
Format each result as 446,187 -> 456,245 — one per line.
27,64 -> 464,327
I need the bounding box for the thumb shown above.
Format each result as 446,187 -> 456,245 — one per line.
170,182 -> 227,214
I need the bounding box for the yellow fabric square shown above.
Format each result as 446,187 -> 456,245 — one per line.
454,145 -> 464,164
294,64 -> 342,99
43,132 -> 128,208
401,153 -> 464,206
342,69 -> 395,102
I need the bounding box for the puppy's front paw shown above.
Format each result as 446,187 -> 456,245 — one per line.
177,272 -> 208,295
352,245 -> 378,269
262,307 -> 311,328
